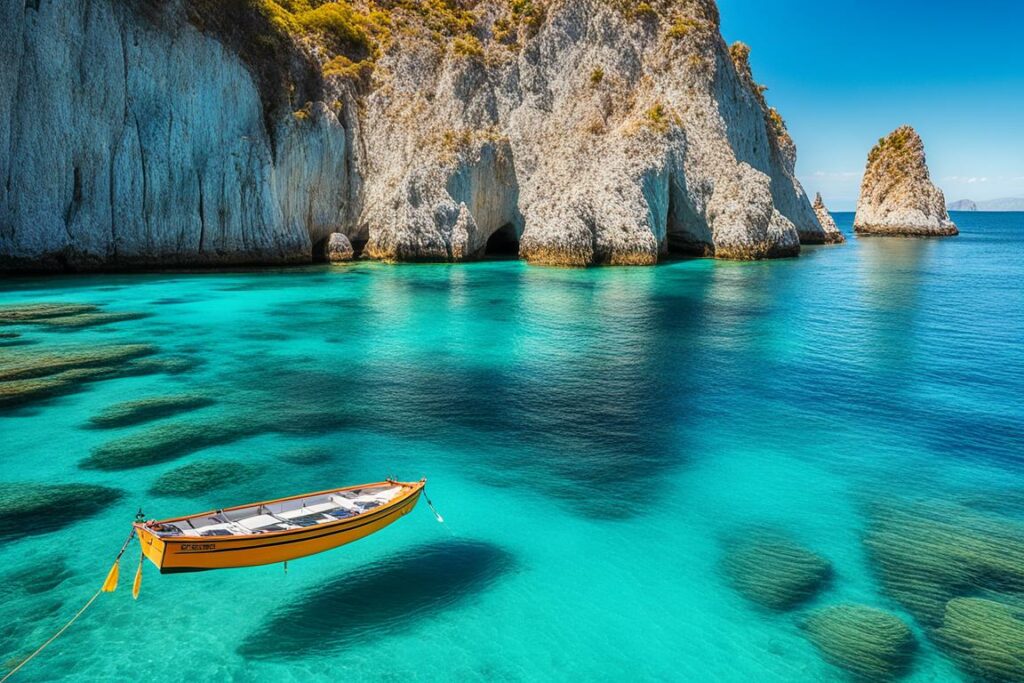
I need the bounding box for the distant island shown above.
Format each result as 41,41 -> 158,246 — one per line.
948,198 -> 1024,212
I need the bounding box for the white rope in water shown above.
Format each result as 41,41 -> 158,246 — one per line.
423,489 -> 456,537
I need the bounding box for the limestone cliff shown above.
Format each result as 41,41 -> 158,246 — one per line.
854,126 -> 958,237
1,0 -> 836,271
812,193 -> 845,244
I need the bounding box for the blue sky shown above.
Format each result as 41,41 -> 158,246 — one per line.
716,0 -> 1024,209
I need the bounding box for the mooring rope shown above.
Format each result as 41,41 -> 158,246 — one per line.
1,527 -> 137,682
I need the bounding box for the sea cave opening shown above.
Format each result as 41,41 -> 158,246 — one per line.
663,177 -> 711,259
483,223 -> 520,259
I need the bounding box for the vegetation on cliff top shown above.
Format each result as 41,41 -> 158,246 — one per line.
182,0 -> 737,145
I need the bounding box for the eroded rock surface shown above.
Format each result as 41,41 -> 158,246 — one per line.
854,127 -> 958,237
812,193 -> 845,244
1,0 -> 836,270
325,233 -> 355,262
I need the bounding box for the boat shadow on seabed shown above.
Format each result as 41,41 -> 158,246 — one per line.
238,539 -> 515,659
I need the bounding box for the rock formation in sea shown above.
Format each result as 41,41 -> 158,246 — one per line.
812,193 -> 845,244
325,233 -> 354,262
854,126 -> 958,237
0,0 -> 837,271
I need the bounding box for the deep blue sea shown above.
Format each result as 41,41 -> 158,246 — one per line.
1,212 -> 1021,682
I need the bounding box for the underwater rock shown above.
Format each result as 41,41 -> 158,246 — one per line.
82,417 -> 266,471
149,460 -> 261,497
802,604 -> 916,681
0,483 -> 123,539
863,501 -> 1024,629
0,366 -> 125,409
0,343 -> 157,382
33,311 -> 149,329
812,193 -> 846,244
0,344 -> 159,409
854,127 -> 958,237
325,233 -> 354,262
721,530 -> 833,610
0,556 -> 73,597
89,394 -> 215,428
934,597 -> 1024,682
239,540 -> 514,659
0,303 -> 99,324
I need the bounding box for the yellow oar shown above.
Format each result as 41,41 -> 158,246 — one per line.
101,561 -> 120,593
2,525 -> 138,682
132,555 -> 143,600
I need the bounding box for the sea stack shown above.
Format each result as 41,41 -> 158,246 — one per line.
812,194 -> 845,244
854,126 -> 958,237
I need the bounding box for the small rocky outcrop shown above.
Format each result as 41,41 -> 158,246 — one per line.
854,127 -> 958,237
325,233 -> 354,262
812,193 -> 845,244
721,530 -> 832,610
802,604 -> 916,681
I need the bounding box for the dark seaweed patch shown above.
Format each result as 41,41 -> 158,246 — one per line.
239,540 -> 514,659
81,418 -> 267,471
0,344 -> 157,382
33,312 -> 149,330
89,394 -> 215,428
0,344 -> 160,410
0,557 -> 73,597
276,447 -> 337,466
149,460 -> 261,497
0,303 -> 99,324
934,597 -> 1024,681
0,484 -> 124,539
802,604 -> 916,681
721,529 -> 833,611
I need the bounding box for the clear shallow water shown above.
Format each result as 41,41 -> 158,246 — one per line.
0,212 -> 1021,682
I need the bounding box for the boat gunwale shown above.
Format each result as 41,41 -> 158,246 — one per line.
133,479 -> 423,542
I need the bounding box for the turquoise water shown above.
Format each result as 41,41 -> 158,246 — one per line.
1,212 -> 1022,681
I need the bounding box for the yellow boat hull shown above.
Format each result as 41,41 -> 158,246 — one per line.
134,481 -> 423,573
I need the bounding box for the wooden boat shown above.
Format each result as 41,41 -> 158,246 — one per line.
133,479 -> 425,573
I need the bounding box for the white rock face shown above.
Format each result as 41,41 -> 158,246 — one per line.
361,3 -> 832,264
1,0 -> 836,270
812,193 -> 845,244
0,0 -> 353,270
854,126 -> 958,237
325,233 -> 354,262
